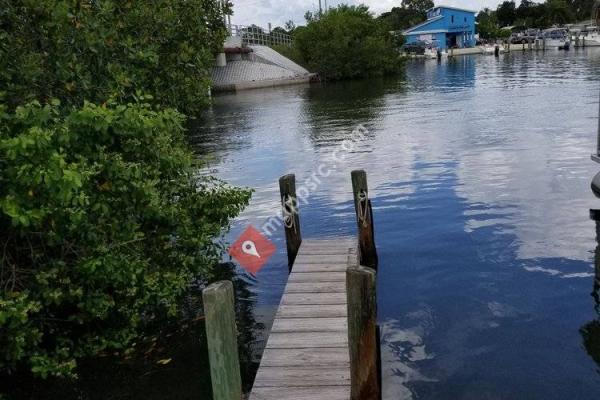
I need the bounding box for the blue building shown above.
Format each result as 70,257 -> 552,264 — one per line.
403,6 -> 476,50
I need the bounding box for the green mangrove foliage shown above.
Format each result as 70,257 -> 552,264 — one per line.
0,0 -> 251,379
378,0 -> 434,31
293,5 -> 403,80
0,0 -> 229,115
0,101 -> 250,378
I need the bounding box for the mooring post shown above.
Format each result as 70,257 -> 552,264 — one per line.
279,174 -> 302,268
202,281 -> 242,400
351,170 -> 378,269
347,266 -> 379,400
597,85 -> 600,157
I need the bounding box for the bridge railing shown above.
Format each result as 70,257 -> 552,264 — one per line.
228,24 -> 293,47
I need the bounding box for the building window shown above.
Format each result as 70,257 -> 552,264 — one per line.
451,15 -> 454,23
464,17 -> 467,22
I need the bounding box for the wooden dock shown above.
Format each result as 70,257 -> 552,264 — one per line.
250,237 -> 357,400
202,171 -> 380,400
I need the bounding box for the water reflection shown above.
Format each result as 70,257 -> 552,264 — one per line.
193,49 -> 600,399
405,56 -> 476,93
0,263 -> 261,399
581,215 -> 600,371
300,78 -> 392,144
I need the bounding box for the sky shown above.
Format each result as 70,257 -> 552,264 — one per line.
229,0 -> 510,28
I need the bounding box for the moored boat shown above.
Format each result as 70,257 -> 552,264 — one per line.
423,40 -> 445,59
573,26 -> 600,46
480,44 -> 497,55
541,28 -> 571,50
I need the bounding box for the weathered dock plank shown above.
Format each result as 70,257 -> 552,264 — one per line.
271,317 -> 347,333
287,271 -> 346,283
291,263 -> 349,273
265,331 -> 348,348
279,292 -> 347,305
250,386 -> 351,400
285,281 -> 346,293
276,304 -> 347,318
259,347 -> 350,367
249,237 -> 357,400
252,366 -> 350,387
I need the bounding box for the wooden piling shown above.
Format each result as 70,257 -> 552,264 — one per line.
597,86 -> 600,157
351,170 -> 378,269
279,174 -> 302,268
202,281 -> 242,400
347,266 -> 379,400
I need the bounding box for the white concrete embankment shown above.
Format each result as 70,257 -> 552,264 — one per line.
211,45 -> 314,92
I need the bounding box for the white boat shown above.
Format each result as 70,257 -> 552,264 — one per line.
541,28 -> 571,49
423,40 -> 446,59
423,47 -> 436,58
573,26 -> 600,46
480,44 -> 496,55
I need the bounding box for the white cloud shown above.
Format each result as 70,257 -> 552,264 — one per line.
230,0 -> 508,28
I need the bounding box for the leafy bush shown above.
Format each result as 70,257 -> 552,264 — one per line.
378,0 -> 434,31
498,28 -> 512,39
0,101 -> 251,377
0,0 -> 229,115
293,5 -> 403,80
270,44 -> 307,69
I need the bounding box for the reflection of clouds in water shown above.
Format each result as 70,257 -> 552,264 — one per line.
452,83 -> 597,263
523,265 -> 595,278
457,141 -> 595,262
487,301 -> 520,318
222,121 -> 419,228
381,300 -> 530,397
380,311 -> 437,400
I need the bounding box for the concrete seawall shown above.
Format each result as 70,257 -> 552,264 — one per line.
211,43 -> 314,93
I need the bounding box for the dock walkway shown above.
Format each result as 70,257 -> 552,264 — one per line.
250,237 -> 357,400
202,171 -> 379,400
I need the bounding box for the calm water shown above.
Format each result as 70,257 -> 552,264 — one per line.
195,49 -> 600,399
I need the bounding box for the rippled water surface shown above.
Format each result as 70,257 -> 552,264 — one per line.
195,49 -> 600,399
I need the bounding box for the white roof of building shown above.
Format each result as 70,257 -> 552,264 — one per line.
404,29 -> 450,35
403,15 -> 444,34
427,5 -> 477,14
